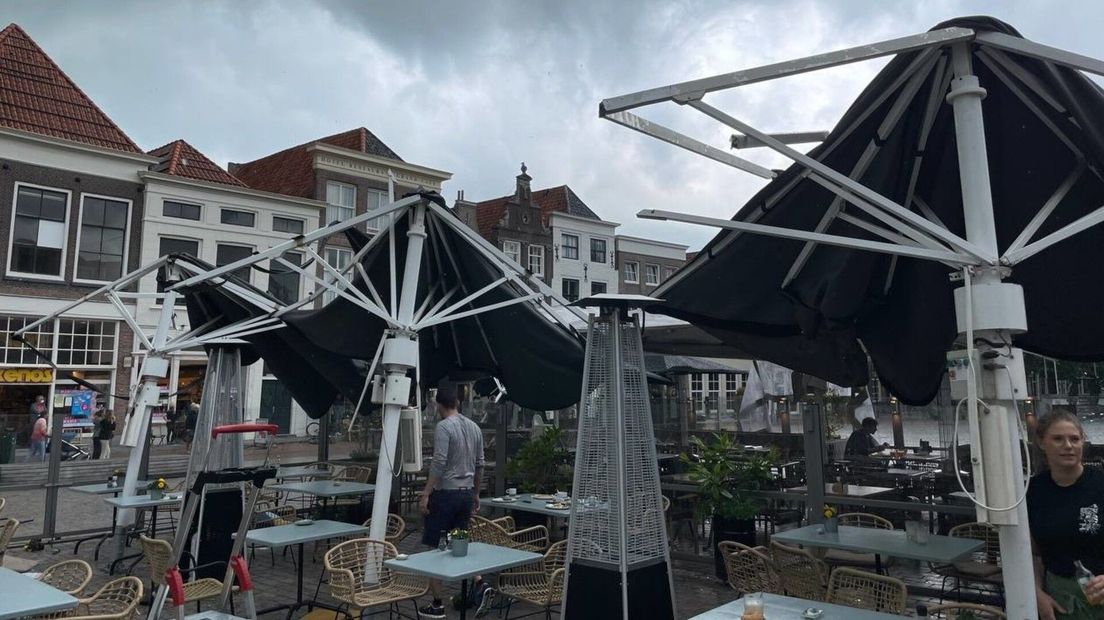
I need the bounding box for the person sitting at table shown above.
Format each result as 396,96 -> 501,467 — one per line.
1028,410 -> 1104,620
844,417 -> 889,457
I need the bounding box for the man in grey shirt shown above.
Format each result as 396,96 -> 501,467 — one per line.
418,388 -> 484,619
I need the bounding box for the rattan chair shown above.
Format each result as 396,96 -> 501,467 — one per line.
334,465 -> 372,484
39,560 -> 93,595
250,505 -> 299,566
927,603 -> 1007,619
769,540 -> 828,601
362,513 -> 406,544
0,517 -> 19,566
935,522 -> 1003,601
497,540 -> 568,620
0,496 -> 6,514
470,515 -> 549,552
138,536 -> 224,608
324,538 -> 428,618
718,541 -> 781,595
826,567 -> 908,614
36,576 -> 144,620
824,512 -> 894,571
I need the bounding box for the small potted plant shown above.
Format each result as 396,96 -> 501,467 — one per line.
449,528 -> 470,557
108,469 -> 123,488
147,478 -> 168,500
822,505 -> 839,533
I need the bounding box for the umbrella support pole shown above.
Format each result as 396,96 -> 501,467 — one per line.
948,42 -> 1037,620
369,204 -> 429,542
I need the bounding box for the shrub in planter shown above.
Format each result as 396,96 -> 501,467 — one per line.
681,433 -> 776,580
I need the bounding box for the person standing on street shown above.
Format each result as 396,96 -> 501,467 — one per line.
26,409 -> 47,462
97,410 -> 116,460
91,408 -> 103,459
418,388 -> 484,619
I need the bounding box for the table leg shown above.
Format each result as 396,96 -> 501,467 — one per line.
460,577 -> 468,620
875,554 -> 883,575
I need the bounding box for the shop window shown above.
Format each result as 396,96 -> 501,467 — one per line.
56,319 -> 116,366
0,315 -> 54,364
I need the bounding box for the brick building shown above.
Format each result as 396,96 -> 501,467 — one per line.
615,234 -> 687,295
0,24 -> 155,442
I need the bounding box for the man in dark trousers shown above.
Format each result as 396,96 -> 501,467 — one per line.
418,388 -> 484,619
845,417 -> 890,457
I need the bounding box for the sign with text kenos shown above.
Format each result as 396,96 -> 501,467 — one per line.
0,368 -> 55,384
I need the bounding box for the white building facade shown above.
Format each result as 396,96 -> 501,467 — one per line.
550,211 -> 619,302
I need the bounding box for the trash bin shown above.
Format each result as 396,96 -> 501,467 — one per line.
0,430 -> 15,464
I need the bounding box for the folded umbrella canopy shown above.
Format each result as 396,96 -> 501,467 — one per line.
172,192 -> 585,417
642,16 -> 1104,405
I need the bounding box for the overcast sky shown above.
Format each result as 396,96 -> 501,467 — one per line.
7,1 -> 1104,249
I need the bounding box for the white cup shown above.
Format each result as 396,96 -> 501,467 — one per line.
506,488 -> 517,496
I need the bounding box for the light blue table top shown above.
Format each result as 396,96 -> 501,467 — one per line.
772,524 -> 983,563
72,481 -> 152,495
103,494 -> 183,509
483,494 -> 575,518
244,519 -> 368,547
690,592 -> 904,619
386,542 -> 541,581
269,480 -> 375,498
0,567 -> 78,620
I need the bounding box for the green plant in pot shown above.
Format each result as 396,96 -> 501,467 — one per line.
506,426 -> 573,494
681,433 -> 776,581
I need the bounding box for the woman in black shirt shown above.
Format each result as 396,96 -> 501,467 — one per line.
1027,411 -> 1104,619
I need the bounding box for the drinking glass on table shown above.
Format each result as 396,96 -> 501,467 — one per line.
741,593 -> 764,620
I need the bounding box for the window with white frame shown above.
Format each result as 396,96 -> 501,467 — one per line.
220,208 -> 255,227
561,233 -> 579,260
528,245 -> 545,276
590,238 -> 607,263
10,185 -> 68,277
561,278 -> 580,302
707,372 -> 720,411
502,240 -> 521,265
272,216 -> 305,234
325,181 -> 356,223
162,200 -> 201,220
623,261 -> 639,283
76,196 -> 128,281
366,188 -> 388,231
664,266 -> 676,281
56,318 -> 116,366
323,247 -> 352,303
158,237 -> 199,304
268,251 -> 302,304
690,374 -> 704,411
725,374 -> 740,413
645,263 -> 660,285
0,315 -> 53,364
216,244 -> 253,283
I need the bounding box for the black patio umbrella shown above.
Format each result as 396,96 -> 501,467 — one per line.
651,16 -> 1104,405
175,194 -> 586,417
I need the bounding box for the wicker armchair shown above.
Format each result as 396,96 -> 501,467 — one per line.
362,513 -> 406,544
826,567 -> 908,614
497,540 -> 568,620
718,541 -> 781,595
39,560 -> 93,595
323,538 -> 428,617
927,603 -> 1007,619
0,496 -> 6,513
935,522 -> 1003,600
469,515 -> 548,552
334,465 -> 372,484
824,512 -> 895,571
36,576 -> 144,620
769,540 -> 828,601
250,505 -> 299,565
0,517 -> 19,565
138,536 -> 225,607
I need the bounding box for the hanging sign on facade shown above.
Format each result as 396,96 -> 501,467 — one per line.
0,368 -> 54,384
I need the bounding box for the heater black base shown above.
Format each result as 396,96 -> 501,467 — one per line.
562,560 -> 674,620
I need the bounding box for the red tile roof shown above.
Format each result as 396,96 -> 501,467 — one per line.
473,185 -> 601,237
0,23 -> 142,153
229,128 -> 402,198
148,139 -> 247,187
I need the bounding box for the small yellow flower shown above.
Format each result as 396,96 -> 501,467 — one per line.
823,505 -> 836,519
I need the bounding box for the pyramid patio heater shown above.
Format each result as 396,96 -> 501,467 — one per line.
562,294 -> 675,620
